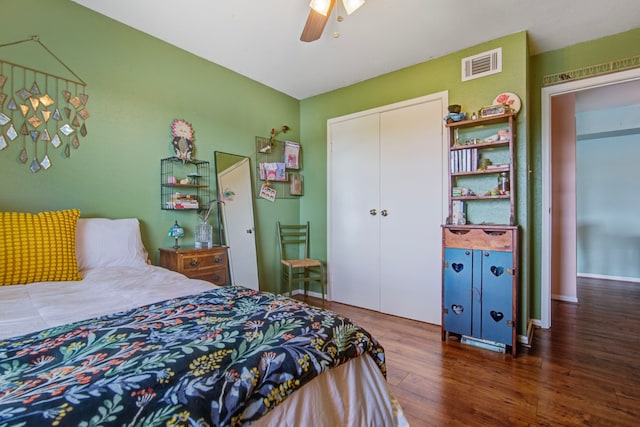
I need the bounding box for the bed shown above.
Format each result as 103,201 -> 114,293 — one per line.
0,210 -> 407,426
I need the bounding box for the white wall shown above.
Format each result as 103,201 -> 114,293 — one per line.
576,104 -> 640,281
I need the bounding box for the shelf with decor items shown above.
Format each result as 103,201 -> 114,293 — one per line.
160,157 -> 210,211
442,111 -> 519,356
446,112 -> 516,226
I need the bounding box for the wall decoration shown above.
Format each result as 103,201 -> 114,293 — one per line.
283,140 -> 300,169
0,36 -> 91,172
254,136 -> 304,200
170,118 -> 195,162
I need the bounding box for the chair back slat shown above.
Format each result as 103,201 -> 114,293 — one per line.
277,221 -> 311,260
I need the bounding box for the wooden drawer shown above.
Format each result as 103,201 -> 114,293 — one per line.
180,251 -> 227,273
159,246 -> 229,286
442,225 -> 517,251
185,267 -> 228,286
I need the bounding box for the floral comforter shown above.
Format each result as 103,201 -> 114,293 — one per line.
0,286 -> 385,426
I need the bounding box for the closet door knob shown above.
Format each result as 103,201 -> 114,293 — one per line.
381,210 -> 388,217
369,209 -> 377,216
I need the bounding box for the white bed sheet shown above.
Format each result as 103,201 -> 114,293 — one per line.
0,265 -> 214,340
0,266 -> 408,426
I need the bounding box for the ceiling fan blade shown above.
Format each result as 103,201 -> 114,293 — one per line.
300,0 -> 337,42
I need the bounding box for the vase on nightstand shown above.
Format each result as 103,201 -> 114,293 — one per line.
194,221 -> 213,249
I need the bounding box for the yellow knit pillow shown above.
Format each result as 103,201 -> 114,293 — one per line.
0,209 -> 83,285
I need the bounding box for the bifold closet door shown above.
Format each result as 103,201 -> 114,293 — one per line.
329,113 -> 381,311
379,99 -> 443,324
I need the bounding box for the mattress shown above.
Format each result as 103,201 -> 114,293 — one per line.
0,265 -> 408,426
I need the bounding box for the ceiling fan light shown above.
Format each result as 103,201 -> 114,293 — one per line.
342,0 -> 365,15
309,0 -> 332,16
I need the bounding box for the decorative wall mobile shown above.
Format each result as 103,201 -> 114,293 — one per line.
0,35 -> 91,172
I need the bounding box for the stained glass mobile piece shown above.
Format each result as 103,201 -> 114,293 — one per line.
16,88 -> 31,101
30,82 -> 41,96
80,123 -> 87,136
60,124 -> 74,136
0,93 -> 6,106
64,143 -> 70,158
52,108 -> 62,121
40,128 -> 51,142
0,136 -> 6,150
64,107 -> 71,119
39,93 -> 55,107
62,90 -> 71,101
72,134 -> 79,148
28,115 -> 43,128
7,98 -> 18,111
29,97 -> 40,110
0,75 -> 7,88
79,93 -> 89,105
30,130 -> 39,142
77,109 -> 90,120
51,133 -> 62,148
0,113 -> 10,126
69,96 -> 82,109
6,124 -> 17,140
20,104 -> 30,117
19,147 -> 28,163
30,157 -> 41,173
41,110 -> 51,122
72,115 -> 80,127
20,123 -> 29,135
40,154 -> 51,169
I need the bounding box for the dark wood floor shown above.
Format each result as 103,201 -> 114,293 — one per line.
295,278 -> 640,426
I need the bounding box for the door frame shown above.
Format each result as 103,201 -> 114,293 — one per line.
540,67 -> 640,328
326,90 -> 449,303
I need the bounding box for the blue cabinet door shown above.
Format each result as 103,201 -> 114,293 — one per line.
480,250 -> 513,345
443,248 -> 472,336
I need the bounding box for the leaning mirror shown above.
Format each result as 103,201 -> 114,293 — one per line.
214,151 -> 260,290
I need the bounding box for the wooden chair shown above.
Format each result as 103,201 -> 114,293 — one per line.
277,221 -> 325,303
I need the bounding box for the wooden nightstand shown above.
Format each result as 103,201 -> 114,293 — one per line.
159,246 -> 229,286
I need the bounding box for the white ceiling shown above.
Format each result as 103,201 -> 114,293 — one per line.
71,0 -> 640,100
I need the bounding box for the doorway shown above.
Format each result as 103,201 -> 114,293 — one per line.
541,68 -> 640,328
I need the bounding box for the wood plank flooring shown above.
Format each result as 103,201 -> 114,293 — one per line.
295,277 -> 640,426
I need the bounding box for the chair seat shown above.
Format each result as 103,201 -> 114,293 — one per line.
281,258 -> 322,268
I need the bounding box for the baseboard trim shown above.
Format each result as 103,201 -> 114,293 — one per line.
552,294 -> 578,303
519,319 -> 538,348
578,273 -> 640,283
290,289 -> 325,300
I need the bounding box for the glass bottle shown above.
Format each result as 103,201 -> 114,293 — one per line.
498,172 -> 510,194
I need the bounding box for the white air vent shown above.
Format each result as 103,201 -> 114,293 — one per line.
461,48 -> 502,81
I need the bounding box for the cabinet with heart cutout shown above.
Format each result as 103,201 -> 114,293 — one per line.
442,224 -> 518,356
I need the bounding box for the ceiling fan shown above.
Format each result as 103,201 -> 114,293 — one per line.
300,0 -> 365,42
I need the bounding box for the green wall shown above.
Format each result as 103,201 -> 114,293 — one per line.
300,32 -> 531,331
0,0 -> 300,293
529,27 -> 640,318
3,0 -> 638,326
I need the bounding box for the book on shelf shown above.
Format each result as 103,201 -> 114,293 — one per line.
450,148 -> 478,173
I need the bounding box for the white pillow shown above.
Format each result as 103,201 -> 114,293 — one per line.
75,218 -> 149,270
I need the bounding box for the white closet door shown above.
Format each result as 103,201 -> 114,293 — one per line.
379,99 -> 444,324
328,113 -> 381,310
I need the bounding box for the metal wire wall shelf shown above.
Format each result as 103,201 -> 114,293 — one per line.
160,157 -> 210,210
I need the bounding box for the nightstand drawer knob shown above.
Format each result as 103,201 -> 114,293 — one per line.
189,259 -> 200,267
213,275 -> 221,282
214,256 -> 222,263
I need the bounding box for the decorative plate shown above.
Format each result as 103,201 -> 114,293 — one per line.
493,92 -> 521,113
